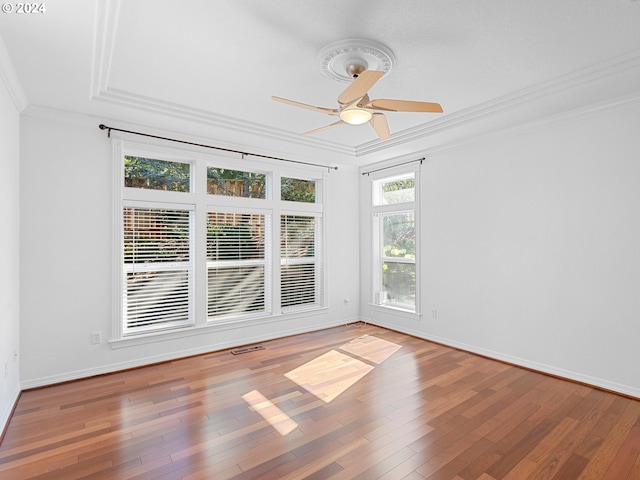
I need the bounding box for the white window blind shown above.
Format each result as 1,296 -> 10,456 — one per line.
281,215 -> 321,309
123,207 -> 193,334
207,212 -> 269,319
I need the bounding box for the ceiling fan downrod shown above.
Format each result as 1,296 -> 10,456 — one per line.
346,63 -> 366,79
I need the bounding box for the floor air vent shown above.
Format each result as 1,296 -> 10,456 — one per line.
231,345 -> 265,355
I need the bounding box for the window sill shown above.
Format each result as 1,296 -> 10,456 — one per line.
109,307 -> 328,349
368,303 -> 422,320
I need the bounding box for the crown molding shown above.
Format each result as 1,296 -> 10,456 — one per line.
21,103 -> 352,170
424,90 -> 640,159
356,89 -> 640,172
356,49 -> 640,158
0,33 -> 28,112
93,87 -> 355,158
21,104 -> 106,129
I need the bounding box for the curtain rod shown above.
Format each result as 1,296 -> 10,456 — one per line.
361,157 -> 425,176
98,124 -> 338,171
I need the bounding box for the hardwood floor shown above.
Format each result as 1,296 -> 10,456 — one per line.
1,324 -> 639,479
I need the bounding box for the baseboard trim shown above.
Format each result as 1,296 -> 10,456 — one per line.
20,319 -> 350,390
363,317 -> 640,400
0,384 -> 21,446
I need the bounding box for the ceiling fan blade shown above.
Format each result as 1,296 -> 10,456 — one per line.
302,120 -> 345,136
337,70 -> 385,105
272,96 -> 338,115
369,99 -> 443,113
370,113 -> 391,141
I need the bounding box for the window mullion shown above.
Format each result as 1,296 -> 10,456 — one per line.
193,160 -> 209,327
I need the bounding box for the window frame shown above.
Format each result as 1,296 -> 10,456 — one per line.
112,140 -> 327,345
371,168 -> 420,314
377,210 -> 416,310
206,207 -> 272,322
280,213 -> 323,312
122,203 -> 195,335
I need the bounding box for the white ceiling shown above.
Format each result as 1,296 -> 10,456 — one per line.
1,0 -> 640,165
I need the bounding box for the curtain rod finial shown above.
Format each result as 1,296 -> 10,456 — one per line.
98,124 -> 112,137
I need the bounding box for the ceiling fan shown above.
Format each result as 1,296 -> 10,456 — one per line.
272,64 -> 443,141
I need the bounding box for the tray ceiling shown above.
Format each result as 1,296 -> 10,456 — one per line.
1,0 -> 640,164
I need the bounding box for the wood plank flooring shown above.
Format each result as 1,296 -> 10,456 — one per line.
1,324 -> 640,479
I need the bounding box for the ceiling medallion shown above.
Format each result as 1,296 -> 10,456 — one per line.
317,39 -> 395,83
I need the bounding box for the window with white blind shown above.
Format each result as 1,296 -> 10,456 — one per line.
115,145 -> 326,341
207,212 -> 270,319
281,215 -> 321,309
123,207 -> 193,334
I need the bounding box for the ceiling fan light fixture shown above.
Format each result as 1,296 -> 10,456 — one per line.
340,108 -> 372,125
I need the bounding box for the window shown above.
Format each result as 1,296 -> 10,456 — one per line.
281,215 -> 321,309
373,174 -> 414,205
380,212 -> 415,307
207,212 -> 270,318
115,145 -> 325,340
125,156 -> 190,192
372,172 -> 417,312
123,207 -> 193,334
207,167 -> 265,198
281,177 -> 316,203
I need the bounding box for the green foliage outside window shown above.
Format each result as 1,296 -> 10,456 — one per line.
206,222 -> 262,260
281,177 -> 315,203
124,156 -> 190,192
207,167 -> 265,198
123,208 -> 191,264
382,178 -> 414,192
380,177 -> 414,205
383,263 -> 416,306
381,212 -> 415,308
382,213 -> 415,259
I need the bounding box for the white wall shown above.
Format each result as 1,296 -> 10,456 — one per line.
18,113 -> 360,388
0,73 -> 21,433
14,88 -> 640,398
361,99 -> 640,397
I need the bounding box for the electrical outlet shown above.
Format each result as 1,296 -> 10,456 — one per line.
432,308 -> 437,319
90,331 -> 102,345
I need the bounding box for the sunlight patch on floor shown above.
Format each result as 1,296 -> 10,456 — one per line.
339,334 -> 402,364
243,334 -> 401,436
242,389 -> 298,436
285,350 -> 375,403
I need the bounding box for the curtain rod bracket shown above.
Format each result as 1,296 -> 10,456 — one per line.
98,123 -> 111,138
